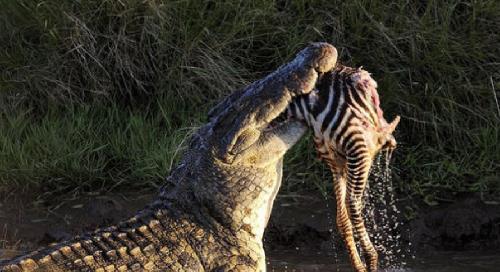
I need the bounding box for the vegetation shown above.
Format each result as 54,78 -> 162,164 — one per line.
1,0 -> 499,201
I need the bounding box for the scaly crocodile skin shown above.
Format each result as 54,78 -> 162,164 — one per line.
0,42 -> 338,272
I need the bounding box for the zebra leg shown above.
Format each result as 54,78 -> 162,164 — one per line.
346,155 -> 378,272
332,171 -> 367,272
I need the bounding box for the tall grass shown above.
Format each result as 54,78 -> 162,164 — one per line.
0,102 -> 201,194
1,0 -> 499,199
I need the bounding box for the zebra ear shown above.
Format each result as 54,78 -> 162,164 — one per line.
385,116 -> 400,134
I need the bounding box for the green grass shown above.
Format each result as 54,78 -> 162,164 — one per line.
0,0 -> 499,200
0,102 -> 200,193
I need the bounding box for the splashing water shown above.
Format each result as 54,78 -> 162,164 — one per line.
362,151 -> 413,270
323,193 -> 341,272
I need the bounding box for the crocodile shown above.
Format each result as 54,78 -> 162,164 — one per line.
0,42 -> 338,272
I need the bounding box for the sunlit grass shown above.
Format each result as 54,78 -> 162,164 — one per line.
0,102 -> 199,193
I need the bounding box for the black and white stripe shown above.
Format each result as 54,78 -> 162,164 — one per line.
288,65 -> 382,160
288,65 -> 387,272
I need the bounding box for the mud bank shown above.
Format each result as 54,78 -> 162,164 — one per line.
408,194 -> 500,251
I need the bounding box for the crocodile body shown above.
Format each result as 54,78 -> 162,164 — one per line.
0,43 -> 338,272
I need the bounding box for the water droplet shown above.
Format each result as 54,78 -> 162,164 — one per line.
361,152 -> 413,270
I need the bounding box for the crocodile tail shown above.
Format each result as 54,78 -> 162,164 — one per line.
0,205 -> 199,272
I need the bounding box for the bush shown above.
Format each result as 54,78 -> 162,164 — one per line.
1,0 -> 499,199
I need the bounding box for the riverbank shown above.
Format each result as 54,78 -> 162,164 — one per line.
1,189 -> 499,270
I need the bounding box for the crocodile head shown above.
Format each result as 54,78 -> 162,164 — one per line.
163,43 -> 338,248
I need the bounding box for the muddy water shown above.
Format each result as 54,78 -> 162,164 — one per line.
1,190 -> 499,271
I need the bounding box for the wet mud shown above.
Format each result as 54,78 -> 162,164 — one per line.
408,194 -> 500,251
